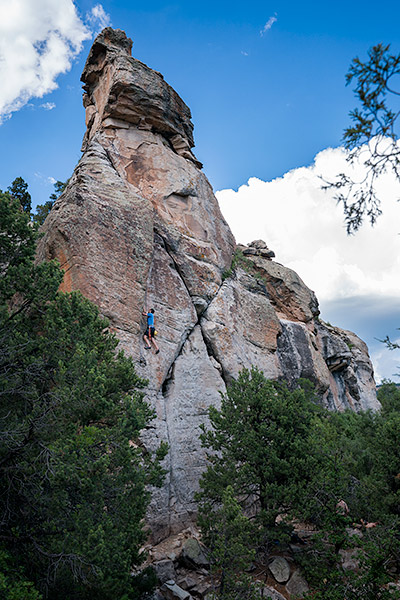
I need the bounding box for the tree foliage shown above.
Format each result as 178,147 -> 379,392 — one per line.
32,200 -> 54,227
0,191 -> 167,598
198,368 -> 322,543
328,43 -> 400,233
7,177 -> 32,214
302,524 -> 400,600
200,486 -> 260,600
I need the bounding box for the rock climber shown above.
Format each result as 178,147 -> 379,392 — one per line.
142,308 -> 160,354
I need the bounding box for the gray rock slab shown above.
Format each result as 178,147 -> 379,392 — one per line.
161,580 -> 193,600
262,586 -> 286,599
176,574 -> 197,590
181,538 -> 210,569
285,570 -> 309,598
154,559 -> 176,584
339,548 -> 360,571
268,556 -> 291,583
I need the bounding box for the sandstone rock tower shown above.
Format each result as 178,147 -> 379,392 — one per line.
36,28 -> 378,541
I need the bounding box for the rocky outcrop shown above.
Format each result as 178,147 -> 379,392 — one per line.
144,530 -> 312,600
36,28 -> 378,541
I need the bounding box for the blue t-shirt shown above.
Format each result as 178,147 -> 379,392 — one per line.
147,312 -> 154,327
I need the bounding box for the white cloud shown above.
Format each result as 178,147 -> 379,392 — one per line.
87,4 -> 111,33
217,146 -> 400,381
34,172 -> 57,186
216,146 -> 400,304
40,102 -> 56,110
371,345 -> 399,383
0,0 -> 91,123
241,50 -> 249,57
260,14 -> 277,36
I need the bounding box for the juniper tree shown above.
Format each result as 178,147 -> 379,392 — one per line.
199,486 -> 259,599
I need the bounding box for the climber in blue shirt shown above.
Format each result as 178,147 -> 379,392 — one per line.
142,308 -> 160,353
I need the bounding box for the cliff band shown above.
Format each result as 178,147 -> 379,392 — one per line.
36,28 -> 378,542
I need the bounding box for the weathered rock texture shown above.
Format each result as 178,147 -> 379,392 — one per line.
36,28 -> 378,541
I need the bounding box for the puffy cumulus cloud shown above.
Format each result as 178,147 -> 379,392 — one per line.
0,0 -> 91,123
87,4 -> 111,33
216,146 -> 400,380
216,146 -> 400,303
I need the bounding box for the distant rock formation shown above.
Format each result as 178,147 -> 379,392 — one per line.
36,28 -> 378,542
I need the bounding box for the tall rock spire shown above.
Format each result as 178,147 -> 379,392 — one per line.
36,28 -> 378,542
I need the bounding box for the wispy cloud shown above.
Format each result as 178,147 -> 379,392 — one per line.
241,50 -> 249,57
40,102 -> 56,111
87,4 -> 111,33
260,14 -> 277,36
35,172 -> 57,185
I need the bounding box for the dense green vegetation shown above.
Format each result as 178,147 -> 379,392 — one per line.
0,190 -> 167,598
198,370 -> 321,542
7,177 -> 32,215
198,370 -> 400,599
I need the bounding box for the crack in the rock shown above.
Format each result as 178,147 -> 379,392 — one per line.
144,229 -> 235,530
198,319 -> 230,389
102,145 -> 122,178
155,232 -> 237,397
155,229 -> 193,301
161,362 -> 175,397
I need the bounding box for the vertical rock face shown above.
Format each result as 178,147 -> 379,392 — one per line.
36,28 -> 378,541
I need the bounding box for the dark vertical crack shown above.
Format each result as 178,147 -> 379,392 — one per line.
161,362 -> 175,397
102,145 -> 122,177
154,229 -> 193,303
149,228 -> 233,531
198,317 -> 230,389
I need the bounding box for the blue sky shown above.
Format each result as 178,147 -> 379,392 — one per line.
0,0 -> 399,381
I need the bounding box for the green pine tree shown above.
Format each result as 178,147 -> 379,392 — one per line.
7,177 -> 32,214
198,368 -> 322,547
